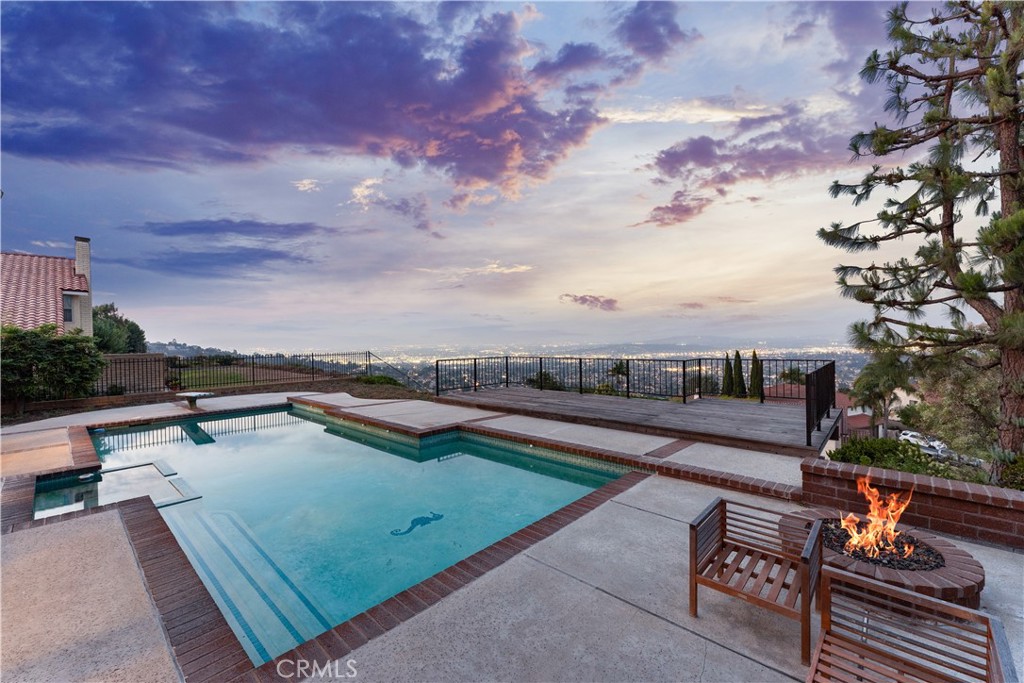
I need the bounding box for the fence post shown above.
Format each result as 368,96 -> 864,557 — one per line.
505,356 -> 510,388
473,358 -> 478,391
309,352 -> 315,381
366,351 -> 372,376
435,360 -> 440,396
625,359 -> 630,398
682,360 -> 687,404
578,358 -> 583,394
539,357 -> 544,390
251,354 -> 256,386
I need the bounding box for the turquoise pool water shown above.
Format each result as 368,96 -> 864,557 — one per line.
34,408 -> 624,664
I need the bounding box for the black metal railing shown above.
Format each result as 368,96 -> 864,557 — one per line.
804,361 -> 836,446
435,355 -> 833,402
61,350 -> 429,399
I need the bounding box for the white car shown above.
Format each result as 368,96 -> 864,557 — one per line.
898,432 -> 928,447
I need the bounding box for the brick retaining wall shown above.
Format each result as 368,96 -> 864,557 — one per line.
801,458 -> 1024,550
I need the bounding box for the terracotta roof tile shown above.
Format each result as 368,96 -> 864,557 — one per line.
1,252 -> 88,333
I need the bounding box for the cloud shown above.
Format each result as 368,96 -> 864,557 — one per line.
613,2 -> 700,62
348,178 -> 387,212
417,261 -> 533,283
0,3 -> 671,203
101,246 -> 307,279
636,191 -> 713,227
128,218 -> 326,239
715,296 -> 754,304
559,293 -> 619,311
384,194 -> 441,238
30,240 -> 71,249
677,302 -> 706,310
291,179 -> 322,193
604,97 -> 780,125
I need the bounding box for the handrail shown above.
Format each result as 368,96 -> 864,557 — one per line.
804,361 -> 836,446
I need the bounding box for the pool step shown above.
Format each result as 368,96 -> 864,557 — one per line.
161,504 -> 333,665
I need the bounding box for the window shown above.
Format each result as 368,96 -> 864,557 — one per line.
63,294 -> 74,323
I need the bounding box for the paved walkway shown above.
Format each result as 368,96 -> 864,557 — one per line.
1,510 -> 182,682
1,393 -> 1021,682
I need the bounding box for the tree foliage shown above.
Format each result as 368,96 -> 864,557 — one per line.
849,352 -> 915,435
525,370 -> 566,391
779,366 -> 806,385
93,303 -> 147,354
749,350 -> 764,399
721,353 -> 734,396
733,350 -> 747,397
819,2 -> 1024,454
1,324 -> 106,412
915,351 -> 1000,458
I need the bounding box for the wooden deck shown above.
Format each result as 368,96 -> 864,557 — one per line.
438,388 -> 842,457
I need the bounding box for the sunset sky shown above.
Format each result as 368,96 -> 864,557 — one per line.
1,1 -> 920,352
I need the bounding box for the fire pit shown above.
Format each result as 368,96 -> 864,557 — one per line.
787,476 -> 985,607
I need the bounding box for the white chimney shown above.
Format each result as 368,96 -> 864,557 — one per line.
74,236 -> 93,336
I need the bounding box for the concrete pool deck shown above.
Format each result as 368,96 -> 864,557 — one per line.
1,392 -> 1022,682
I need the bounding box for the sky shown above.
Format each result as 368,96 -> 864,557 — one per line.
1,1 -> 922,353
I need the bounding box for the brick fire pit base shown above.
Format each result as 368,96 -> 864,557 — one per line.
786,508 -> 985,608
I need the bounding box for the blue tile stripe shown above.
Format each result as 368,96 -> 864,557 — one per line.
212,511 -> 333,632
165,514 -> 271,663
194,514 -> 306,646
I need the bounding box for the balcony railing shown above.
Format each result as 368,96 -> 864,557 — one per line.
435,355 -> 837,446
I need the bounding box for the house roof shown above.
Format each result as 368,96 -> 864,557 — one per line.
1,252 -> 89,333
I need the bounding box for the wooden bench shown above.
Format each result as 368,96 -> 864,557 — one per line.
689,497 -> 823,665
176,391 -> 214,410
809,566 -> 1018,683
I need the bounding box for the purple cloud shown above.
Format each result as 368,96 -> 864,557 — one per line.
1,3 -> 669,203
613,2 -> 700,62
677,302 -> 706,310
129,218 -> 326,239
383,194 -> 442,239
559,293 -> 620,311
635,2 -> 891,227
102,246 -> 309,279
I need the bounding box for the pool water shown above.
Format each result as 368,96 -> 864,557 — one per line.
34,408 -> 624,664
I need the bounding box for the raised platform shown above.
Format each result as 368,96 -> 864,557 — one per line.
439,388 -> 840,457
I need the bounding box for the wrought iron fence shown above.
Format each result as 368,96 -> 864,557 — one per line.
435,355 -> 838,445
67,350 -> 426,399
435,355 -> 833,401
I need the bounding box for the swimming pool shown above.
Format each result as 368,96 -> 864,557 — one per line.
34,407 -> 627,664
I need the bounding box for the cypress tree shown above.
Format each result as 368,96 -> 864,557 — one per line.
750,349 -> 763,399
721,353 -> 734,396
734,350 -> 747,397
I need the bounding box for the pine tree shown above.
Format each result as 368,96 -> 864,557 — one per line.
733,350 -> 747,398
721,353 -> 734,396
819,2 -> 1024,455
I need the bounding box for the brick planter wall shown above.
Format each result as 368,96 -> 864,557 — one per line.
801,458 -> 1024,549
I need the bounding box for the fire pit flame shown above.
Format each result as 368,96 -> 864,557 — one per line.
840,476 -> 914,559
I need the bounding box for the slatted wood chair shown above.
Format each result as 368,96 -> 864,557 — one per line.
689,497 -> 823,665
809,566 -> 1019,683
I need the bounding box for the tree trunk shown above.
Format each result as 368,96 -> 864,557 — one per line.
998,347 -> 1024,454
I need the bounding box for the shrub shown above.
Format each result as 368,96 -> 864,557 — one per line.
525,370 -> 565,391
1,324 -> 106,413
721,354 -> 734,396
105,384 -> 126,396
829,437 -> 989,484
998,457 -> 1024,491
355,374 -> 404,387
